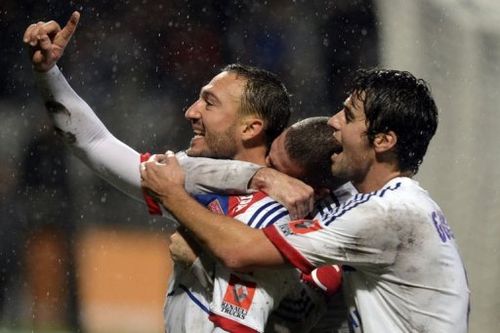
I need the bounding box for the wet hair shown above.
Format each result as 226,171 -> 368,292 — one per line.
222,64 -> 291,148
285,117 -> 342,189
348,68 -> 438,175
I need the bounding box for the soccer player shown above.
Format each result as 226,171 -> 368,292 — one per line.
167,117 -> 354,332
141,69 -> 471,332
23,12 -> 345,332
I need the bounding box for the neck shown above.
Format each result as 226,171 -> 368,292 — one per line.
233,145 -> 268,166
352,162 -> 405,193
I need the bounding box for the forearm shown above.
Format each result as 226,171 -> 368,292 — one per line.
34,66 -> 143,200
161,187 -> 283,270
177,152 -> 262,195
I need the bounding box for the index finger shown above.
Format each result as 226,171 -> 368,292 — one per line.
57,11 -> 80,47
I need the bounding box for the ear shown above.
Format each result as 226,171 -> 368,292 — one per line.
373,130 -> 397,153
241,117 -> 264,141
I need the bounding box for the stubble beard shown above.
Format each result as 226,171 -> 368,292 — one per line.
187,124 -> 238,159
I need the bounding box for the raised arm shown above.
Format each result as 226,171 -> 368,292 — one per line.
24,12 -> 314,217
24,12 -> 145,200
24,12 -> 262,203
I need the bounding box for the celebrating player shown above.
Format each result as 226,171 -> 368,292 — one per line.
141,69 -> 471,332
23,12 -> 350,332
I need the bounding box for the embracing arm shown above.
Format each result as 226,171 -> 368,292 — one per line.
162,186 -> 284,270
141,154 -> 286,270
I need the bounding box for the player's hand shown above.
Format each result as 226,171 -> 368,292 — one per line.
169,230 -> 199,267
250,167 -> 314,219
140,151 -> 186,200
23,11 -> 80,72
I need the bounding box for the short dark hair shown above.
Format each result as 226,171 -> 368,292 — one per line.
348,69 -> 438,175
222,64 -> 291,147
285,117 -> 343,189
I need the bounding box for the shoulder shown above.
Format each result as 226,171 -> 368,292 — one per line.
321,178 -> 420,227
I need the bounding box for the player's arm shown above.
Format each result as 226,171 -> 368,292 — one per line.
25,12 -> 146,200
141,153 -> 286,270
24,13 -> 270,205
155,153 -> 315,219
35,65 -> 147,200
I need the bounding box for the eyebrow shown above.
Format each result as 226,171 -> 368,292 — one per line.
200,89 -> 220,104
343,100 -> 355,118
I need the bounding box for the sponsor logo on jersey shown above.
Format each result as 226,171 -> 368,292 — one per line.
228,191 -> 267,217
207,199 -> 225,215
290,219 -> 322,234
220,274 -> 257,320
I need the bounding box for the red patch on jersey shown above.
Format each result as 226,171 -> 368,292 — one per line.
140,153 -> 162,215
207,199 -> 224,215
228,191 -> 267,217
288,219 -> 322,235
223,274 -> 257,311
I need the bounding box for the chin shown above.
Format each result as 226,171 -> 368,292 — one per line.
186,147 -> 212,158
186,147 -> 200,157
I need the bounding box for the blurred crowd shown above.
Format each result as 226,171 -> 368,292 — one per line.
0,0 -> 377,331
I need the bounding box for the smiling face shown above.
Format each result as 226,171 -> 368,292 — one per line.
328,92 -> 375,185
185,71 -> 246,159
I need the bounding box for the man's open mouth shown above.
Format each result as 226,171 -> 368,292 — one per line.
192,129 -> 205,138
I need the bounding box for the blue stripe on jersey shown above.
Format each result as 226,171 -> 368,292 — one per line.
196,193 -> 287,229
179,283 -> 210,314
248,201 -> 277,225
263,210 -> 289,228
316,193 -> 340,219
324,182 -> 401,226
253,204 -> 286,228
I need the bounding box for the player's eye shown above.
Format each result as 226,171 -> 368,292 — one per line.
344,108 -> 354,123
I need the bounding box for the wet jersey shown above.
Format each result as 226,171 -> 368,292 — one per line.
264,177 -> 470,333
163,191 -> 297,333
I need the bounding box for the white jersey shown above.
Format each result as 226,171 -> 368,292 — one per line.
33,67 -> 353,332
264,177 -> 470,333
265,182 -> 356,333
163,191 -> 298,333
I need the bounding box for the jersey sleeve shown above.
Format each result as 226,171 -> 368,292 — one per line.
176,152 -> 263,195
35,67 -> 262,216
35,66 -> 145,202
263,193 -> 400,273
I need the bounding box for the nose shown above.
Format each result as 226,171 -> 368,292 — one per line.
185,99 -> 202,120
328,111 -> 343,131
